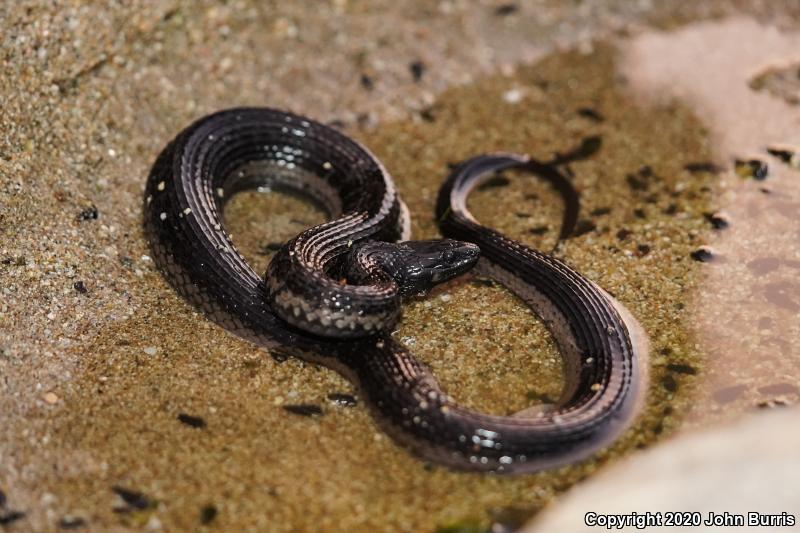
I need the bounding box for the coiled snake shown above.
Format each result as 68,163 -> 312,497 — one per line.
144,107 -> 646,473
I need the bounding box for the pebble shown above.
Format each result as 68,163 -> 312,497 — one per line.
43,392 -> 59,404
690,246 -> 714,262
502,88 -> 523,103
143,346 -> 157,356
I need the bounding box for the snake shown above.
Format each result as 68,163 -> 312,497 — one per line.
144,107 -> 647,473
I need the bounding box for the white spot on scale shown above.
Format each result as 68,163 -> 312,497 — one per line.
159,212 -> 167,221
183,207 -> 192,216
157,181 -> 165,191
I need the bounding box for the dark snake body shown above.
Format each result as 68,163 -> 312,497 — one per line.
144,107 -> 647,473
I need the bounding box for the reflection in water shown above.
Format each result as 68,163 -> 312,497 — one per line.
622,17 -> 800,423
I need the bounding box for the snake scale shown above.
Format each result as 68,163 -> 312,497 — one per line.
144,107 -> 646,473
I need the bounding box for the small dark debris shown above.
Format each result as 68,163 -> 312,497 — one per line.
636,244 -> 651,256
0,511 -> 25,525
470,278 -> 496,288
409,60 -> 425,82
359,73 -> 374,90
162,7 -> 179,21
78,205 -> 98,220
523,192 -> 539,201
58,516 -> 87,529
73,280 -> 88,294
666,363 -> 697,375
626,174 -> 648,191
638,165 -> 653,178
659,347 -> 672,356
766,146 -> 796,164
177,413 -> 206,428
419,107 -> 436,122
633,208 -> 647,219
476,174 -> 510,190
661,375 -> 678,393
690,247 -> 714,262
590,207 -> 611,216
572,219 -> 596,238
0,489 -> 6,507
616,228 -> 632,241
327,393 -> 357,407
356,113 -> 374,128
514,212 -> 531,218
652,422 -> 664,435
112,486 -> 150,511
734,158 -> 768,180
663,203 -> 678,215
684,161 -> 722,173
529,225 -> 549,236
200,504 -> 218,525
494,3 -> 519,16
577,107 -> 604,122
567,135 -> 602,162
703,212 -> 729,229
644,193 -> 660,204
327,119 -> 345,129
283,404 -> 323,417
712,384 -> 747,404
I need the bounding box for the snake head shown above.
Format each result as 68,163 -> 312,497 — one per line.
388,239 -> 480,297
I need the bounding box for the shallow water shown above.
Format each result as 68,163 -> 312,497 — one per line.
28,46 -> 718,532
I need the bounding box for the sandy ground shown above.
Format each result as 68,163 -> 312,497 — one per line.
2,1 -> 799,531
